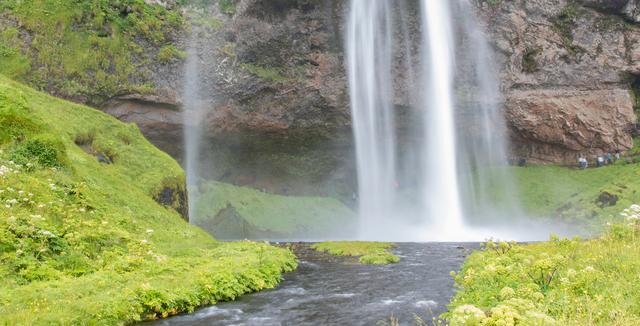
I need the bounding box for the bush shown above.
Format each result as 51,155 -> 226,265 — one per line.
445,205 -> 640,325
11,137 -> 67,168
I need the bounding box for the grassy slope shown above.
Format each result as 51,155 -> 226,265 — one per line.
0,75 -> 296,324
484,164 -> 640,227
193,181 -> 356,236
446,216 -> 640,325
311,241 -> 400,265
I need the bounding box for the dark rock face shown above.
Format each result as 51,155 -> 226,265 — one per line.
154,184 -> 189,220
103,0 -> 640,186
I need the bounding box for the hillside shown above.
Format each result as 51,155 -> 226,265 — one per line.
192,181 -> 357,240
0,75 -> 296,324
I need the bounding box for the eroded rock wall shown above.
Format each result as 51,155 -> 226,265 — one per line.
103,0 -> 640,186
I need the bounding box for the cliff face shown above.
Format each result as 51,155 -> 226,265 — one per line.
85,1 -> 640,185
482,0 -> 640,163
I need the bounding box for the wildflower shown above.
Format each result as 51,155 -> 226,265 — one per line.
6,199 -> 18,205
38,204 -> 45,208
146,229 -> 154,234
39,230 -> 56,237
78,208 -> 85,212
499,287 -> 516,299
141,239 -> 148,244
584,266 -> 595,272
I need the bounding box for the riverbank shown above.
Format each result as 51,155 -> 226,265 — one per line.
0,76 -> 296,324
446,206 -> 640,325
150,243 -> 476,325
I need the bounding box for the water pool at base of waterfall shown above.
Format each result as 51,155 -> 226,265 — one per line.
148,243 -> 479,326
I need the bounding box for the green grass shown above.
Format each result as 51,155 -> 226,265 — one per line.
311,241 -> 400,265
445,207 -> 640,325
240,63 -> 290,82
192,181 -> 356,237
508,164 -> 640,224
0,75 -> 296,324
0,0 -> 185,105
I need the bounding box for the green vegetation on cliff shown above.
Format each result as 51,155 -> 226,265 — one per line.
192,181 -> 357,239
0,75 -> 296,324
311,241 -> 400,265
480,164 -> 640,229
0,0 -> 184,105
446,206 -> 640,325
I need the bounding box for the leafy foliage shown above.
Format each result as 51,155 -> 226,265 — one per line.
445,205 -> 640,325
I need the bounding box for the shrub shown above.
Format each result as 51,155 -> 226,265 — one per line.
11,136 -> 67,168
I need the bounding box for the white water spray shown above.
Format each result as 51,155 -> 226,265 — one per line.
420,0 -> 465,235
182,35 -> 206,222
346,0 -> 527,241
346,0 -> 396,238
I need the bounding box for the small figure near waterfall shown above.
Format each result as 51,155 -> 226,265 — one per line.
518,158 -> 527,167
615,149 -> 621,161
578,156 -> 588,169
606,152 -> 613,165
596,156 -> 604,167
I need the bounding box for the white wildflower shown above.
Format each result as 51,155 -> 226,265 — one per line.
39,230 -> 56,237
584,266 -> 595,272
146,229 -> 154,234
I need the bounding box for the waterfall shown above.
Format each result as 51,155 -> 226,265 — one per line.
347,0 -> 522,241
420,0 -> 464,235
182,33 -> 205,222
346,0 -> 396,239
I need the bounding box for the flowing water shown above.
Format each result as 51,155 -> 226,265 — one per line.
183,34 -> 205,222
347,0 -> 522,241
420,0 -> 464,236
346,0 -> 396,239
148,243 -> 478,326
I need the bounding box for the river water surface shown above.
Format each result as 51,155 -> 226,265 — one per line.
150,243 -> 478,326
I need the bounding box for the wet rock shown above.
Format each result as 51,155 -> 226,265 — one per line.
154,184 -> 188,220
596,191 -> 619,207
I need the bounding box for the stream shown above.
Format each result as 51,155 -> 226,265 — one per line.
150,243 -> 478,326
